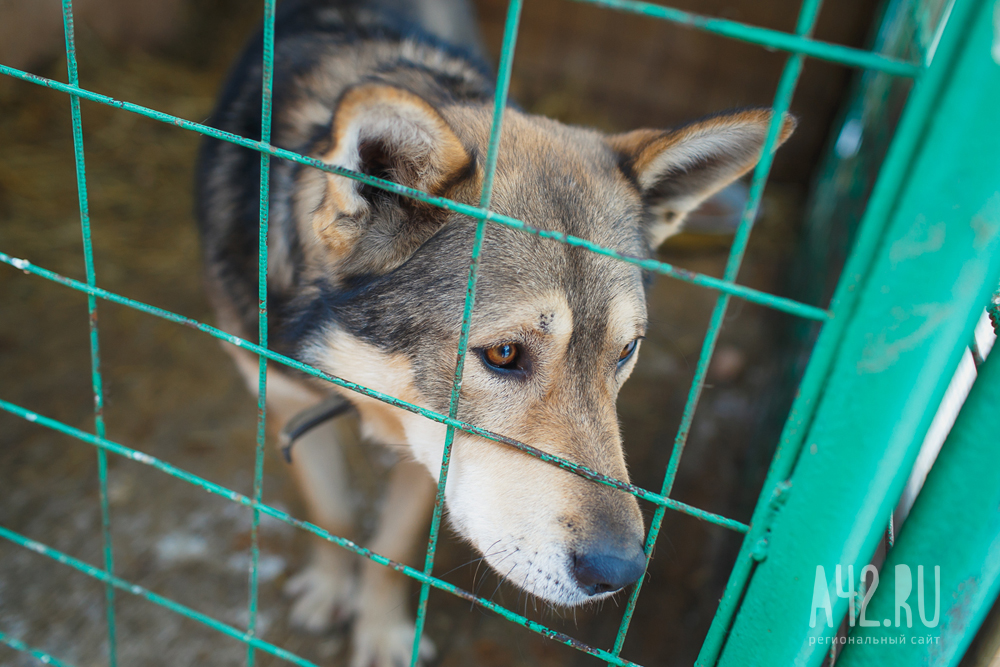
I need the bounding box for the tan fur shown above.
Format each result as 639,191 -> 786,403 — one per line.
608,111 -> 797,246
610,110 -> 795,181
314,329 -> 422,447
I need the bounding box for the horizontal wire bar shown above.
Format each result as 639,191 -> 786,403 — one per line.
0,402 -> 644,667
0,630 -> 77,667
0,525 -> 319,667
0,64 -> 830,323
570,0 -> 924,77
0,252 -> 749,534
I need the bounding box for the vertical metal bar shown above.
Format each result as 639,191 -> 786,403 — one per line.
246,2 -> 276,664
836,346 -> 1000,666
609,0 -> 823,660
410,1 -> 523,663
476,0 -> 521,211
59,3 -> 116,665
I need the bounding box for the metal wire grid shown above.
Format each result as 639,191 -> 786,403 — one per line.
0,0 -> 931,665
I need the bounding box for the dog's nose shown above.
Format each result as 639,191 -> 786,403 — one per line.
572,541 -> 646,596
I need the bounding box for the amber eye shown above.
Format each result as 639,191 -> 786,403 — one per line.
483,343 -> 520,370
618,339 -> 639,365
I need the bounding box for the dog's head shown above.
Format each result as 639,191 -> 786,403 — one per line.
296,84 -> 793,606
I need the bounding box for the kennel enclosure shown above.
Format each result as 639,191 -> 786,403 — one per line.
1,0 -> 999,665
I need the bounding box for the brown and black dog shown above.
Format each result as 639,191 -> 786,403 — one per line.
197,0 -> 793,664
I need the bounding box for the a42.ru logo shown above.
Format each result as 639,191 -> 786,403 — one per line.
810,564 -> 940,628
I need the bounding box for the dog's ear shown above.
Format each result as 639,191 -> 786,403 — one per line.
607,110 -> 795,248
303,84 -> 472,275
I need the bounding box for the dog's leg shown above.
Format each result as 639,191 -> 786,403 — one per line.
351,457 -> 437,667
229,348 -> 359,632
281,413 -> 360,632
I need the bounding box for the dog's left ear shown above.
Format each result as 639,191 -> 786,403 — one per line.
607,109 -> 795,248
303,84 -> 472,275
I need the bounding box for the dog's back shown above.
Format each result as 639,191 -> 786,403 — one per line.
197,0 -> 491,351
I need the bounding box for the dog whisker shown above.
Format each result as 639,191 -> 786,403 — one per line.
469,543 -> 510,611
439,540 -> 505,579
490,562 -> 518,606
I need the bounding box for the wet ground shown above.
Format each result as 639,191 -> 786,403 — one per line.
0,5 -> 809,667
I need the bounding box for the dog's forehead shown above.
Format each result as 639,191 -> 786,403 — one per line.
333,108 -> 650,354
487,114 -> 643,244
472,223 -> 647,340
447,106 -> 645,246
468,113 -> 649,333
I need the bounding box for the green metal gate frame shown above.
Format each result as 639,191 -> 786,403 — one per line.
0,0 -> 998,665
710,0 -> 1000,664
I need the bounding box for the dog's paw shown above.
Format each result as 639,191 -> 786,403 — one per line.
349,618 -> 436,667
283,560 -> 356,632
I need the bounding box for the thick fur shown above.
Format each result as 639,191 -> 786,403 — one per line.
197,1 -> 793,664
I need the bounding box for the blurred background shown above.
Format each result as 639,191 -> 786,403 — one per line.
0,0 -> 916,665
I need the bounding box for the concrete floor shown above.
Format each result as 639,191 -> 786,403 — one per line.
0,8 -> 807,667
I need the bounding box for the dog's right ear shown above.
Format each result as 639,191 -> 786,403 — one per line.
300,84 -> 472,275
607,110 -> 795,248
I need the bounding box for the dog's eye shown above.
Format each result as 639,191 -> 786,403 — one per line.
482,343 -> 520,370
618,339 -> 639,366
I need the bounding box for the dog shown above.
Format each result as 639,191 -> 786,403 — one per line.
196,0 -> 793,664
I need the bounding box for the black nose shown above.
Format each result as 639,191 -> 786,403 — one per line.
572,542 -> 646,596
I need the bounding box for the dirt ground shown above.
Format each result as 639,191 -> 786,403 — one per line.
0,4 -> 814,666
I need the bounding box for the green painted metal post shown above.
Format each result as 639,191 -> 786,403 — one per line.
715,0 -> 1000,664
835,335 -> 1000,665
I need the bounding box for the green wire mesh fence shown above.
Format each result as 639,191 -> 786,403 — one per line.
0,0 -> 952,665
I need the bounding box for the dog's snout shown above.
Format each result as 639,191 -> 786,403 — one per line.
571,541 -> 646,596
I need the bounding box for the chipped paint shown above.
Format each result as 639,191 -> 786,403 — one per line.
858,302 -> 953,373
